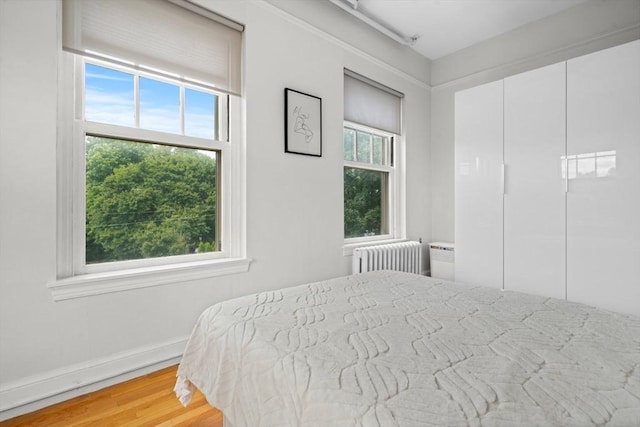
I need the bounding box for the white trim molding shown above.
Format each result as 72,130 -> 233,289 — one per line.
48,257 -> 252,301
0,337 -> 188,421
432,23 -> 640,91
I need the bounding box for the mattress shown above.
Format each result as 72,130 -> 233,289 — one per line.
175,270 -> 640,426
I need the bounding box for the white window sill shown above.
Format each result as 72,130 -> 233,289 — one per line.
48,257 -> 253,301
342,238 -> 407,256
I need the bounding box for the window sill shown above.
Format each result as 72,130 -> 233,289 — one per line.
342,238 -> 407,256
48,257 -> 253,301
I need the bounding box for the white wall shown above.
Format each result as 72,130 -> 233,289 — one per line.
0,0 -> 430,418
430,0 -> 640,242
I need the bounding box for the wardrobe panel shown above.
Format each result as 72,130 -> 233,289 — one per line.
566,40 -> 640,317
454,81 -> 503,289
503,62 -> 566,299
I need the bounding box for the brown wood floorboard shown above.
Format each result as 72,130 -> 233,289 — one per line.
0,366 -> 223,427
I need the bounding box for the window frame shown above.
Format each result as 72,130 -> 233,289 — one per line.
51,52 -> 249,300
343,120 -> 405,250
78,57 -> 229,273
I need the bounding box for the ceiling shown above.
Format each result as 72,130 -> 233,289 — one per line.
338,0 -> 588,60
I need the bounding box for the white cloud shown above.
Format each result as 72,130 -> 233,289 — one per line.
85,88 -> 134,126
141,111 -> 180,134
186,111 -> 215,140
85,71 -> 131,83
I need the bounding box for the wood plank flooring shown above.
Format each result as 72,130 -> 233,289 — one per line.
0,366 -> 223,427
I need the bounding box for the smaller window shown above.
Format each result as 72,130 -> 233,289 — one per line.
344,124 -> 395,240
343,70 -> 403,246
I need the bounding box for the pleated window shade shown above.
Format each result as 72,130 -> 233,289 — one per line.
62,0 -> 243,95
344,71 -> 403,134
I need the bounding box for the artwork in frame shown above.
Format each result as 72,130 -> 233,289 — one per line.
284,88 -> 322,157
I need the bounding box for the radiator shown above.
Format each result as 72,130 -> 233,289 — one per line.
352,241 -> 422,275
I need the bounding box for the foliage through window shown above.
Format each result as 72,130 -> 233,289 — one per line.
85,137 -> 218,263
344,125 -> 394,239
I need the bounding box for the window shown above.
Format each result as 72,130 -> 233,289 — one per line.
82,60 -> 224,267
343,124 -> 394,238
343,70 -> 404,244
52,0 -> 247,298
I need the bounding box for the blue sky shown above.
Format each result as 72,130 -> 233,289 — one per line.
85,63 -> 217,139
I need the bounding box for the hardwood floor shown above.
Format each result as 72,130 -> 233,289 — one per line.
0,366 -> 223,427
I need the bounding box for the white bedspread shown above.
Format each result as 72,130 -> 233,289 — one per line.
176,271 -> 640,426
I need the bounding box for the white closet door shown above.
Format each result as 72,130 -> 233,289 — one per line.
454,80 -> 503,289
566,40 -> 640,317
503,62 -> 566,299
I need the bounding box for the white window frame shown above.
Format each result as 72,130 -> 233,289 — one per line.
343,121 -> 406,255
50,53 -> 249,301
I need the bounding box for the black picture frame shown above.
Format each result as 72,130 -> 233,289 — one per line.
284,88 -> 322,157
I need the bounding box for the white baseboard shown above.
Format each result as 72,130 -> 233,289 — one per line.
0,336 -> 188,422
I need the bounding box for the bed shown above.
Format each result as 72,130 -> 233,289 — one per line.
175,270 -> 640,426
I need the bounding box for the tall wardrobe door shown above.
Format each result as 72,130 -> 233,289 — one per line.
566,40 -> 640,317
454,80 -> 503,289
503,62 -> 566,299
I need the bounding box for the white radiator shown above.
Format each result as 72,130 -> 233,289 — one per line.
352,241 -> 422,275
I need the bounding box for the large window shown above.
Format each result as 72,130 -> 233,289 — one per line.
343,70 -> 403,243
81,61 -> 224,267
53,0 -> 247,297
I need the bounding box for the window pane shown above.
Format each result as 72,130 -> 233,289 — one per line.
185,88 -> 217,140
356,131 -> 372,163
372,135 -> 384,165
85,136 -> 218,263
344,167 -> 388,238
343,128 -> 355,161
139,77 -> 180,134
85,63 -> 134,126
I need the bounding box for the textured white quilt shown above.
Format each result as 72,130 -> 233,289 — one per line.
175,271 -> 640,426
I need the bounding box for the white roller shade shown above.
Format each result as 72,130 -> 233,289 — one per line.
344,71 -> 403,134
62,0 -> 243,95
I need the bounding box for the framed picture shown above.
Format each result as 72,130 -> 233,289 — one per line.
284,88 -> 322,157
